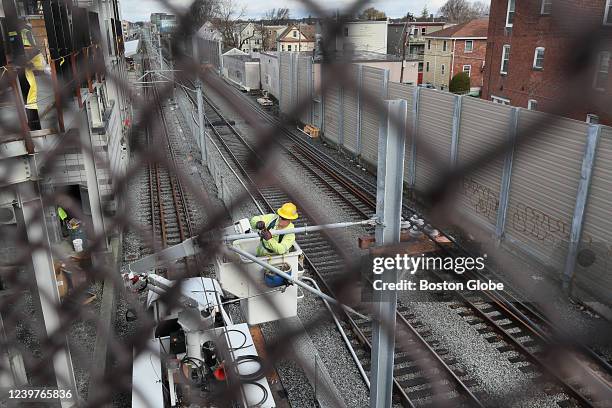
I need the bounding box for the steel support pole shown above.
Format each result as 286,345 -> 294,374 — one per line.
370,100 -> 408,408
18,187 -> 78,407
449,95 -> 463,167
495,107 -> 519,242
562,124 -> 601,291
80,106 -> 107,250
408,86 -> 420,187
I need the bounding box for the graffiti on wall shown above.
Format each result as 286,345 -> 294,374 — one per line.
507,202 -> 571,245
460,177 -> 499,223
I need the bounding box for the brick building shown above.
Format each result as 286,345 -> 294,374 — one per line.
423,19 -> 488,92
482,0 -> 612,125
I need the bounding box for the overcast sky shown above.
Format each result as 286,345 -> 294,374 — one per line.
121,0 -> 449,22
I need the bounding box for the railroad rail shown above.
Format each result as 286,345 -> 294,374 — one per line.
142,52 -> 195,278
181,77 -> 612,407
185,83 -> 486,407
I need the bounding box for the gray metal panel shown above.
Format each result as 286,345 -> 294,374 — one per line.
456,97 -> 513,229
575,125 -> 612,304
360,66 -> 386,164
342,65 -> 360,154
414,88 -> 455,193
279,53 -> 292,114
504,112 -> 589,271
297,55 -> 312,125
387,82 -> 416,184
323,81 -> 341,144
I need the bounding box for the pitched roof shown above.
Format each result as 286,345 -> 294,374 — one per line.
278,24 -> 316,42
425,18 -> 488,38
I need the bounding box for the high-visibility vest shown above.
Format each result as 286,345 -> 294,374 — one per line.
57,207 -> 68,221
24,53 -> 46,110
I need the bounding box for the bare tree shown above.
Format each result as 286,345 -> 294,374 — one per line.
190,0 -> 220,28
359,7 -> 387,20
438,0 -> 489,23
211,0 -> 248,49
263,8 -> 291,24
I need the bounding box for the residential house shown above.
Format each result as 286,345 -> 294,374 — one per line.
277,24 -> 316,52
198,21 -> 223,41
388,20 -> 453,84
262,25 -> 287,51
336,19 -> 388,53
238,22 -> 263,54
423,18 -> 489,92
482,0 -> 612,125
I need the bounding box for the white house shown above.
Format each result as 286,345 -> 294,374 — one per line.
336,20 -> 389,53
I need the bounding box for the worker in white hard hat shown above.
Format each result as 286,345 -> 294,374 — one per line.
250,203 -> 298,256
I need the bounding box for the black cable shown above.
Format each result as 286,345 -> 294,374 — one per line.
241,380 -> 269,407
225,329 -> 248,350
231,355 -> 265,382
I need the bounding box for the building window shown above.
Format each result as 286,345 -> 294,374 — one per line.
427,40 -> 431,50
465,40 -> 474,52
292,31 -> 298,38
528,99 -> 538,110
426,61 -> 430,72
533,47 -> 545,70
421,27 -> 426,35
441,64 -> 446,75
501,44 -> 511,74
443,40 -> 447,52
287,45 -> 292,51
463,64 -> 472,76
492,95 -> 510,105
541,0 -> 552,14
586,114 -> 600,124
344,27 -> 349,36
605,0 -> 612,25
506,0 -> 515,27
594,51 -> 610,90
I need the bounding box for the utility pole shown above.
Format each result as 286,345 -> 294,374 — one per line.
158,32 -> 163,70
400,23 -> 408,83
193,37 -> 206,160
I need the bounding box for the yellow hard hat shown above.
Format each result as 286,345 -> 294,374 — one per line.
277,202 -> 298,220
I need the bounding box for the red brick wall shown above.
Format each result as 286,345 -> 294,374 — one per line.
452,39 -> 487,88
482,0 -> 612,125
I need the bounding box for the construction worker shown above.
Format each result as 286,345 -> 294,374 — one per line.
19,22 -> 49,130
57,206 -> 69,237
250,203 -> 299,256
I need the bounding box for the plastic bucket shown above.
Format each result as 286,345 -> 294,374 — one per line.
72,239 -> 83,252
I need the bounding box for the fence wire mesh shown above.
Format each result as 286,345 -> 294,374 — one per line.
0,0 -> 611,407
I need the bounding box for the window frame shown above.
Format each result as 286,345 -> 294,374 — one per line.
292,30 -> 298,38
541,0 -> 552,15
593,51 -> 610,91
427,39 -> 431,50
426,61 -> 430,72
421,27 -> 426,35
443,40 -> 447,52
464,40 -> 474,53
506,0 -> 516,27
605,0 -> 612,25
287,44 -> 292,51
533,47 -> 545,70
527,99 -> 538,110
463,64 -> 472,77
492,95 -> 510,105
441,64 -> 446,75
500,44 -> 511,74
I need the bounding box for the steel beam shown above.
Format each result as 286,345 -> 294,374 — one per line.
449,95 -> 463,167
18,185 -> 78,407
495,107 -> 519,242
80,106 -> 107,250
370,99 -> 408,408
563,124 -> 601,291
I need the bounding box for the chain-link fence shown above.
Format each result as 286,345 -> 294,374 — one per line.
1,0 -> 611,407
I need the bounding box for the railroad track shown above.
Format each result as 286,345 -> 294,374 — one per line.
184,84 -> 486,407
188,77 -> 612,407
141,52 -> 195,278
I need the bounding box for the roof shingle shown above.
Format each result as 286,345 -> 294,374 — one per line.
425,18 -> 488,38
